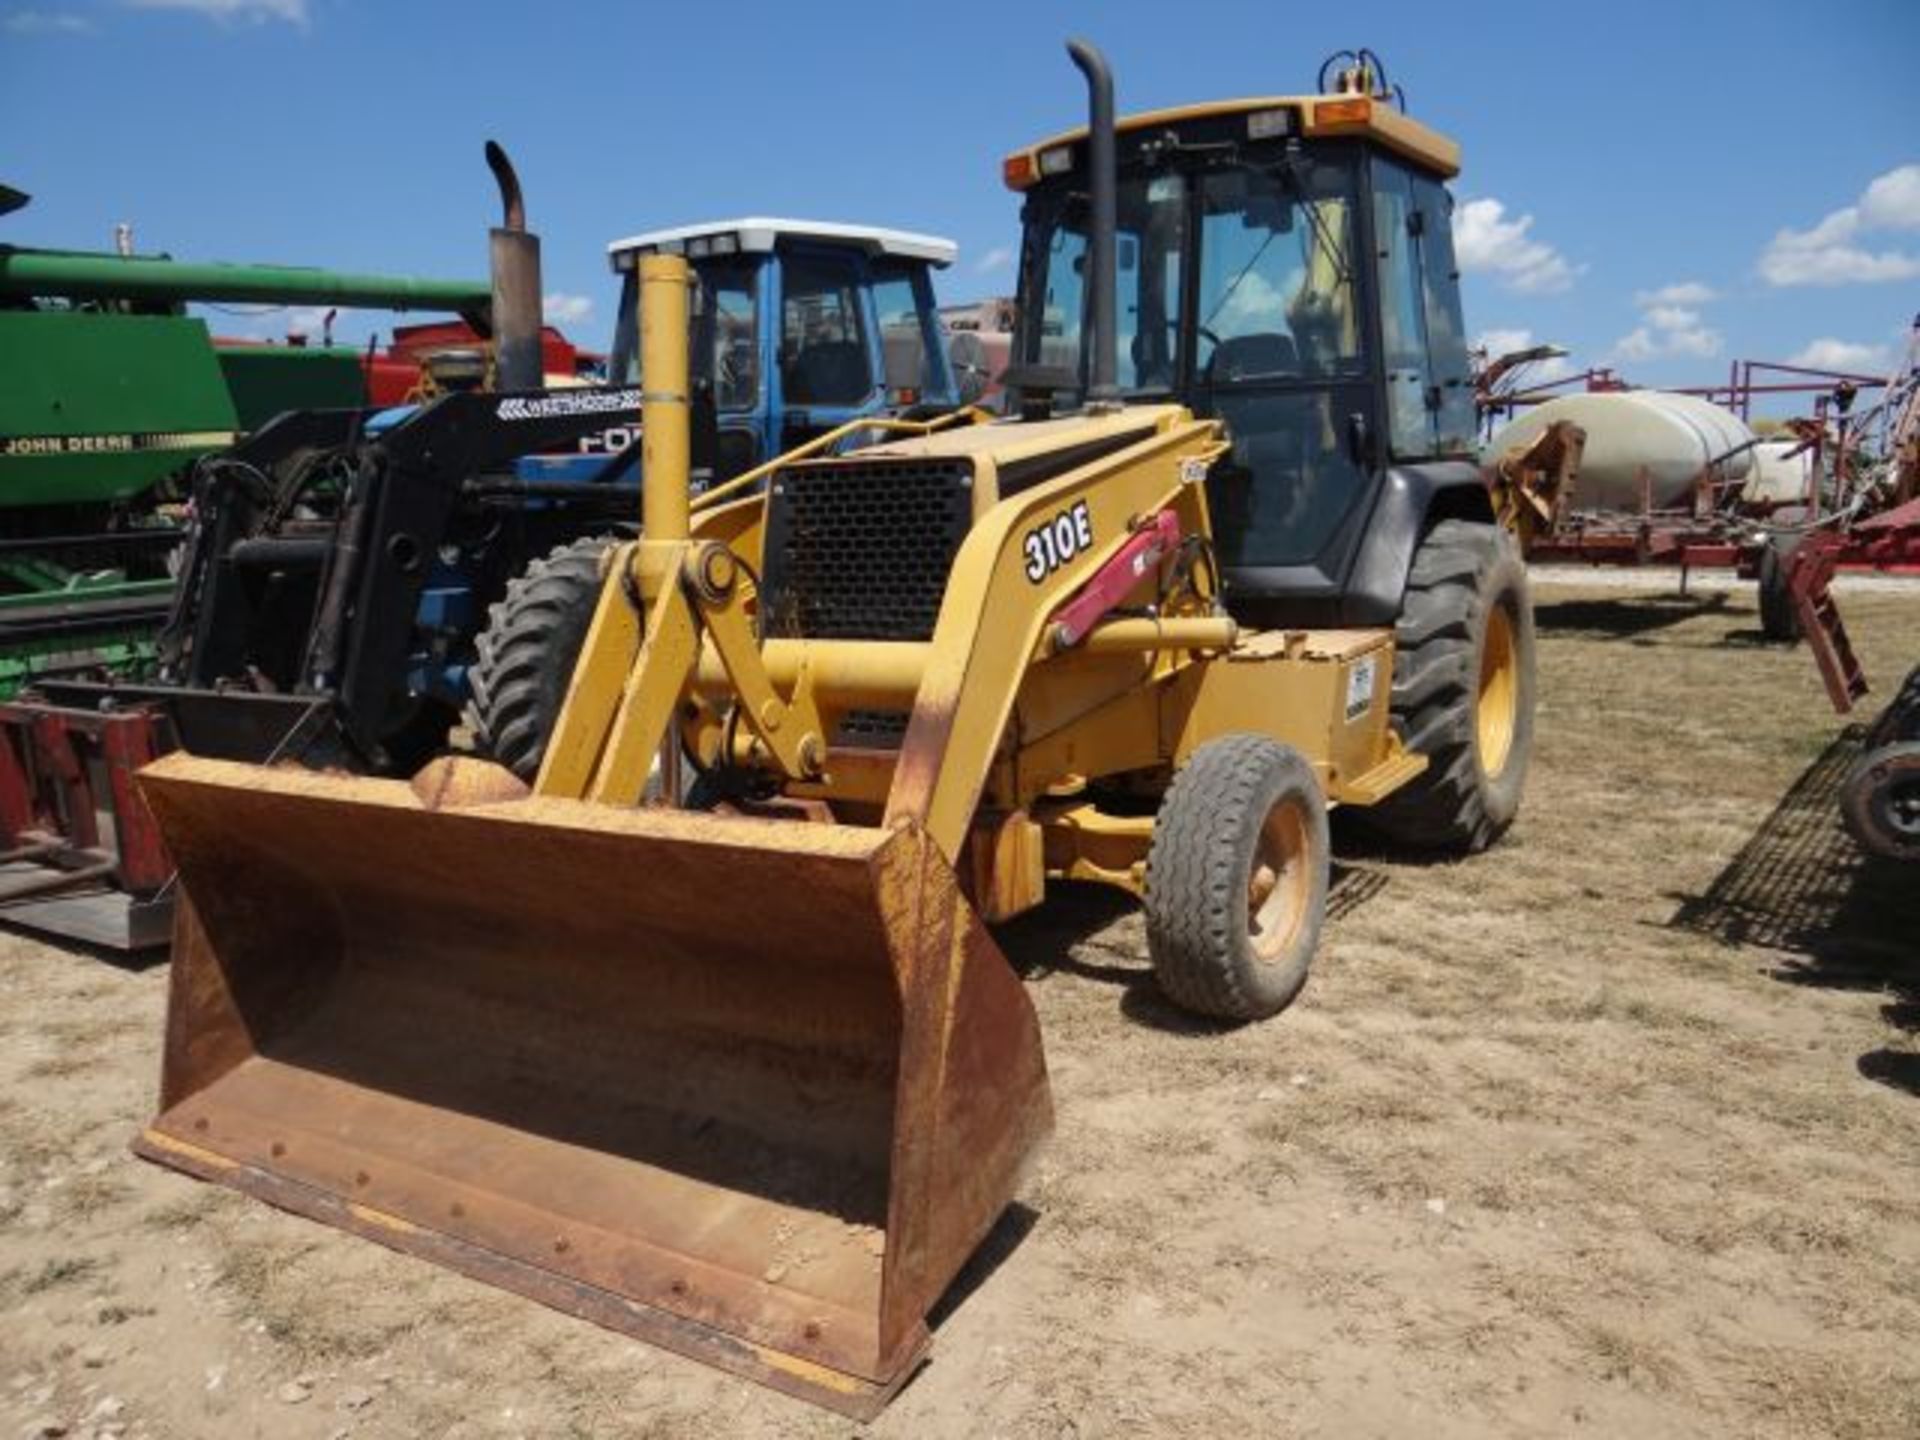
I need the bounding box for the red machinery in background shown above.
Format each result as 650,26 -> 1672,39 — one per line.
1478,318 -> 1920,714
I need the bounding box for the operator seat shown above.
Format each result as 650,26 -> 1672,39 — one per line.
785,341 -> 870,405
1205,332 -> 1298,385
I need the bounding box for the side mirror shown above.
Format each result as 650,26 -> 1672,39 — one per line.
1345,411 -> 1376,471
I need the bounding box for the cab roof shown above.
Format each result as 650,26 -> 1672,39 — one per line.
1003,94 -> 1460,187
606,218 -> 957,272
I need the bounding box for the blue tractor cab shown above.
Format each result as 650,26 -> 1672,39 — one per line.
598,218 -> 959,484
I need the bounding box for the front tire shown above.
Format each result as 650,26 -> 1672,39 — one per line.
1366,518 -> 1535,853
1144,735 -> 1329,1022
467,536 -> 614,781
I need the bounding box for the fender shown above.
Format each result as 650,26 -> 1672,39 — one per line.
1340,460 -> 1493,625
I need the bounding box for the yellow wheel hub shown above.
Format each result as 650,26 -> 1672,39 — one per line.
1248,798 -> 1312,962
1477,604 -> 1518,779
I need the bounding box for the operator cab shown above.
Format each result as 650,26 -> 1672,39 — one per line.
1004,63 -> 1482,625
605,219 -> 959,483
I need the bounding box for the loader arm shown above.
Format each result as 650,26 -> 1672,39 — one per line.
886,413 -> 1226,859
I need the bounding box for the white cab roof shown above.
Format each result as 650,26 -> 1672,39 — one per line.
606,217 -> 957,270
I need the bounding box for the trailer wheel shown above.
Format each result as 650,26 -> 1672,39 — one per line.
1144,735 -> 1329,1021
1756,534 -> 1803,643
1364,519 -> 1534,853
1841,741 -> 1920,863
468,536 -> 615,781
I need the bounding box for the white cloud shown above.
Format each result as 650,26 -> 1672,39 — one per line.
1758,163 -> 1920,286
1787,338 -> 1892,373
1633,281 -> 1716,307
1473,327 -> 1572,382
1861,165 -> 1920,229
1610,290 -> 1722,363
972,245 -> 1014,276
125,0 -> 308,25
541,292 -> 594,327
1453,197 -> 1579,295
1642,304 -> 1702,332
4,8 -> 96,32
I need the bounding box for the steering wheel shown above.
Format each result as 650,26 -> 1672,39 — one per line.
1165,320 -> 1222,350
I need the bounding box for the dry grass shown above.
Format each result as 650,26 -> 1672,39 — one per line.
0,578 -> 1914,1440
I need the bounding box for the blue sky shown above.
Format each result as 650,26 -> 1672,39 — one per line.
4,0 -> 1917,407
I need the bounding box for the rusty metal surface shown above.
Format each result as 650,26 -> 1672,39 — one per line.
134,755 -> 1051,1409
131,1129 -> 919,1420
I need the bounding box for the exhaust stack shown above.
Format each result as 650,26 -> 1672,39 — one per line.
1067,38 -> 1119,410
485,140 -> 543,392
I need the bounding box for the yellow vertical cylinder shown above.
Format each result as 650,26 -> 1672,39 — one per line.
638,253 -> 691,542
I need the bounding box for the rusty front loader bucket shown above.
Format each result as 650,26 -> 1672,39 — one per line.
132,755 -> 1051,1416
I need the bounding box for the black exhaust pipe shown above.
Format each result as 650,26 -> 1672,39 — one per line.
1067,38 -> 1119,410
484,140 -> 543,393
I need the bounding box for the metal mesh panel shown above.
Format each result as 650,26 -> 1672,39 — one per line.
759,459 -> 974,641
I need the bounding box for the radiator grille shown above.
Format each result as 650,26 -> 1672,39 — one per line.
758,458 -> 974,641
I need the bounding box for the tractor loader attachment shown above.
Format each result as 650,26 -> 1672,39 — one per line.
133,254 -> 1052,1415
133,757 -> 1048,1414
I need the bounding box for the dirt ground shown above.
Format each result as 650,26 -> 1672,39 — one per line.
3,577 -> 1917,1440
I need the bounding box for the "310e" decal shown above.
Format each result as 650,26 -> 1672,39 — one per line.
1023,501 -> 1094,583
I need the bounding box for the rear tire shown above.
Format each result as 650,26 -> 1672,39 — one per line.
1144,735 -> 1329,1021
1757,534 -> 1803,643
1841,741 -> 1920,862
468,536 -> 615,781
1365,519 -> 1535,853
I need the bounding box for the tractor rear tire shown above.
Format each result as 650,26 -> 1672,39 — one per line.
468,536 -> 615,782
1144,734 -> 1329,1022
1365,519 -> 1534,854
1757,534 -> 1803,643
1841,741 -> 1920,863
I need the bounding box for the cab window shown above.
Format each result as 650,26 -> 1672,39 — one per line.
1373,158 -> 1475,458
1195,163 -> 1364,384
781,256 -> 873,406
871,264 -> 938,398
705,264 -> 758,412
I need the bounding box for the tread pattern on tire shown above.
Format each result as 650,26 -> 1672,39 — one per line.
467,536 -> 613,781
1757,535 -> 1803,644
1145,734 -> 1325,1021
1368,518 -> 1531,853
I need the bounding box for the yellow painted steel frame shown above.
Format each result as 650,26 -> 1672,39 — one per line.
877,410 -> 1223,859
537,254 -> 1425,920
533,254 -> 984,805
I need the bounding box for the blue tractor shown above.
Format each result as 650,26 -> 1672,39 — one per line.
466,218 -> 963,777
0,217 -> 961,946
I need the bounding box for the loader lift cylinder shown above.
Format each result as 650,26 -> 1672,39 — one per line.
639,253 -> 692,541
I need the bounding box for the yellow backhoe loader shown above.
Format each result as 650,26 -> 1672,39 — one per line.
133,40 -> 1533,1415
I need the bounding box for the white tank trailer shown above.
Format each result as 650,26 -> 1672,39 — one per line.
1742,437 -> 1822,509
1487,391 -> 1757,512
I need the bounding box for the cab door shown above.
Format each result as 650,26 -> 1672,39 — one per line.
771,243 -> 885,452
1188,156 -> 1379,603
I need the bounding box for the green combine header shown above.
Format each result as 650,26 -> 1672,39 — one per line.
0,182 -> 491,693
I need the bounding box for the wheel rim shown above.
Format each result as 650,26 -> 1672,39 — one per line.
1477,603 -> 1519,780
1248,798 -> 1312,962
1876,768 -> 1920,843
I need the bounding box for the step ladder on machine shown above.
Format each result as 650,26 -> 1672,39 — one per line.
1783,317 -> 1920,714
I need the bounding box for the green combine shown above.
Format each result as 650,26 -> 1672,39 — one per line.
0,181 -> 490,693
